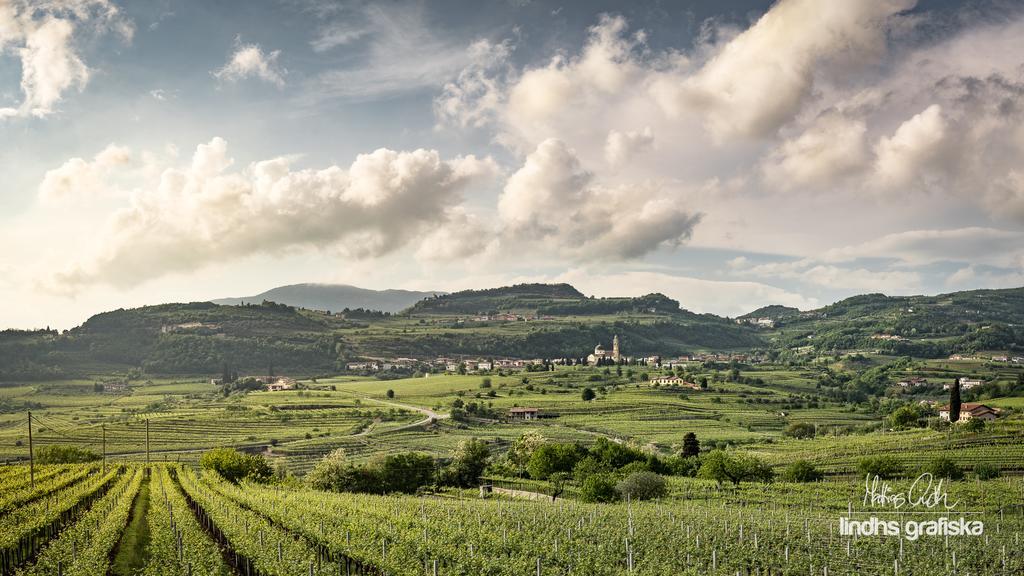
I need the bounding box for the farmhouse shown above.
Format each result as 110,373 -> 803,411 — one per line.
508,407 -> 540,421
266,377 -> 295,392
897,377 -> 928,388
938,403 -> 998,422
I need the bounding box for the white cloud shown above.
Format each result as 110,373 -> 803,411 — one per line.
0,0 -> 132,119
604,127 -> 654,168
873,104 -> 950,189
762,111 -> 868,189
433,39 -> 513,129
819,227 -> 1024,268
38,144 -> 132,203
213,41 -> 286,87
498,138 -> 700,259
301,3 -> 476,102
44,138 -> 497,290
310,21 -> 369,52
731,258 -> 922,293
654,0 -> 915,140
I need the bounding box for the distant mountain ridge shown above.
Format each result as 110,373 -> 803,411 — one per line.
212,284 -> 444,313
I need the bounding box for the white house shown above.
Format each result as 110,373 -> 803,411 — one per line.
938,403 -> 998,422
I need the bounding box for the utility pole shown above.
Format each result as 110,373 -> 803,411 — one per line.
102,425 -> 106,473
27,411 -> 34,487
145,419 -> 150,464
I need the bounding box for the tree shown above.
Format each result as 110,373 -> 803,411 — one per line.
200,448 -> 272,483
615,471 -> 668,500
386,389 -> 395,399
527,443 -> 586,479
581,387 -> 596,402
922,456 -> 963,480
782,422 -> 816,439
963,417 -> 986,432
857,455 -> 903,480
579,473 -> 618,503
480,378 -> 492,388
374,452 -> 436,493
697,450 -> 774,486
949,379 -> 961,423
681,432 -> 700,457
889,405 -> 920,430
781,460 -> 822,482
508,432 -> 546,472
443,438 -> 490,487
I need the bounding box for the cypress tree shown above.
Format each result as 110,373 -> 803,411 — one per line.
949,379 -> 962,423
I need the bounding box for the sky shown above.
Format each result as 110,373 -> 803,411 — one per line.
2,0 -> 1024,329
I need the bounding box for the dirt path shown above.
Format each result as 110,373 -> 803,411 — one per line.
109,475 -> 151,576
334,389 -> 449,436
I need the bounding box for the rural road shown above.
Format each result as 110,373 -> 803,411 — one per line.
335,389 -> 449,437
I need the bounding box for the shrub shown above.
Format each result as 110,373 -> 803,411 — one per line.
615,471 -> 667,501
579,473 -> 619,503
781,460 -> 822,482
889,405 -> 920,430
35,445 -> 100,464
480,378 -> 492,388
923,456 -> 963,480
782,422 -> 816,439
973,462 -> 1000,480
200,448 -> 272,483
665,455 -> 701,477
527,443 -> 586,480
697,450 -> 774,486
857,455 -> 904,480
441,438 -> 490,487
962,418 -> 986,432
581,387 -> 596,401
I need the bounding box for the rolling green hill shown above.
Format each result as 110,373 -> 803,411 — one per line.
212,283 -> 444,313
3,284 -> 1023,381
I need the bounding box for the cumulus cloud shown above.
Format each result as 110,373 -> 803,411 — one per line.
433,39 -> 514,129
655,0 -> 915,140
213,40 -> 286,87
498,138 -> 700,259
873,104 -> 950,189
762,111 -> 868,189
38,144 -> 132,203
45,138 -> 496,290
0,0 -> 132,119
819,227 -> 1024,268
604,127 -> 654,168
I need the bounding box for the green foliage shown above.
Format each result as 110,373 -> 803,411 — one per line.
922,456 -> 963,480
889,405 -> 920,430
857,455 -> 904,480
615,471 -> 668,500
199,448 -> 272,483
681,432 -> 700,457
962,417 -> 986,432
581,387 -> 596,401
579,473 -> 619,503
442,438 -> 490,488
782,422 -> 816,439
697,450 -> 774,486
34,445 -> 101,464
973,462 -> 1001,480
527,442 -> 586,480
780,460 -> 823,483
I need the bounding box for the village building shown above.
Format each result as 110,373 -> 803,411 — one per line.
588,335 -> 621,365
938,403 -> 998,422
897,377 -> 928,388
508,407 -> 540,421
266,377 -> 295,392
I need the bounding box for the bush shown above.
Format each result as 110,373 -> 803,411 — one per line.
857,455 -> 903,480
973,462 -> 1000,480
889,405 -> 920,430
307,449 -> 437,494
781,460 -> 822,482
665,455 -> 701,477
579,473 -> 619,503
923,456 -> 963,480
697,450 -> 774,486
35,445 -> 101,464
527,443 -> 586,480
615,471 -> 667,501
962,418 -> 986,432
782,422 -> 816,439
480,378 -> 492,388
200,448 -> 272,483
441,438 -> 490,488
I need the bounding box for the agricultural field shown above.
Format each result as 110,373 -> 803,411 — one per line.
1,462 -> 1022,575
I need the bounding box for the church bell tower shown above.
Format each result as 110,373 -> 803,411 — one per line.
612,334 -> 620,362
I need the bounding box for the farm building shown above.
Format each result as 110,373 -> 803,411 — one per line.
508,407 -> 540,421
938,403 -> 998,422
